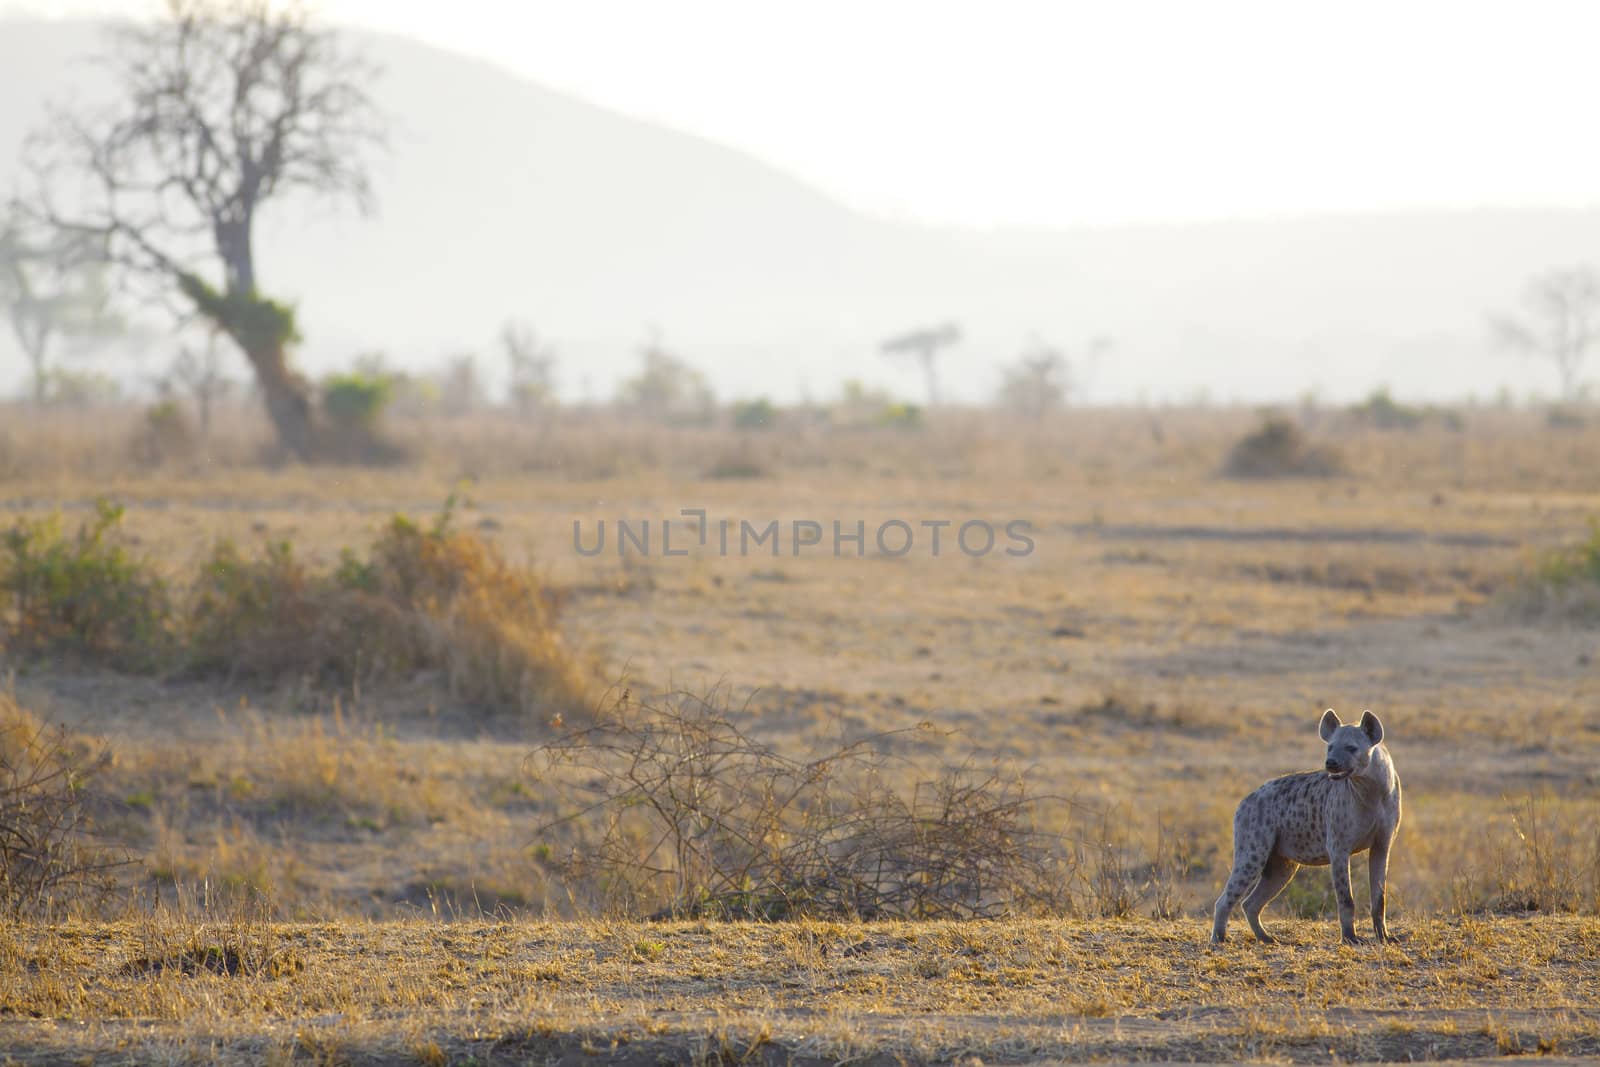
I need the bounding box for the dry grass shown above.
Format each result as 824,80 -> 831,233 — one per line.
2,402 -> 1599,1060
1,914 -> 1598,1063
6,400 -> 1600,492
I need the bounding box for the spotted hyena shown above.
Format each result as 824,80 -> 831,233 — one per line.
1211,709 -> 1401,945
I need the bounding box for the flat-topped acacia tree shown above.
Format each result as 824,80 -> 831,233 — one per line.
25,0 -> 382,459
880,322 -> 960,408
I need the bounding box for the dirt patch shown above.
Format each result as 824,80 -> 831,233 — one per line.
1075,521 -> 1518,548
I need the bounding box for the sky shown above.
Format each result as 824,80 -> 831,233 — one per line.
8,0 -> 1600,228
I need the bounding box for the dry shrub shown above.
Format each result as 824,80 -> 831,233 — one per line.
529,688 -> 1078,920
1222,415 -> 1342,478
188,505 -> 589,718
129,401 -> 197,467
186,537 -> 419,681
1448,796 -> 1600,915
0,500 -> 174,671
1496,519 -> 1600,625
354,510 -> 585,713
1075,805 -> 1201,919
0,694 -> 126,918
1,498 -> 589,718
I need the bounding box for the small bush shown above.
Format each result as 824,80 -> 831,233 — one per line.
1546,406 -> 1588,430
1498,519 -> 1600,625
1532,520 -> 1600,587
0,500 -> 173,671
131,401 -> 197,466
321,372 -> 394,430
186,538 -> 413,681
0,694 -> 125,919
1347,387 -> 1424,430
705,455 -> 767,479
1222,416 -> 1342,479
1346,387 -> 1463,431
530,689 -> 1074,920
875,402 -> 923,430
313,372 -> 409,465
731,398 -> 777,431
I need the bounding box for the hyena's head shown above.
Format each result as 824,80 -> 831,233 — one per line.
1318,709 -> 1384,780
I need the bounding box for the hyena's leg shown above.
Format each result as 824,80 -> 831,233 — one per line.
1242,854 -> 1298,944
1368,834 -> 1392,942
1211,825 -> 1271,943
1330,849 -> 1362,945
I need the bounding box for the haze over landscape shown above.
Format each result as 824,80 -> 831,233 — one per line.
5,4 -> 1600,403
4,8 -> 1600,1064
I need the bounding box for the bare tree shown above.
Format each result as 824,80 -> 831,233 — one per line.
996,336 -> 1111,418
881,321 -> 960,407
23,0 -> 383,458
163,330 -> 232,438
997,339 -> 1072,417
501,319 -> 557,414
1490,265 -> 1600,403
617,329 -> 713,418
435,353 -> 485,415
0,211 -> 118,403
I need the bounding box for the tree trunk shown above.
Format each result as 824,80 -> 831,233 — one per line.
245,339 -> 317,460
27,343 -> 47,405
178,273 -> 317,460
10,314 -> 50,404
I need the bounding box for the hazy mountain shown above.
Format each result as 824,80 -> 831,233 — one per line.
4,16 -> 1599,404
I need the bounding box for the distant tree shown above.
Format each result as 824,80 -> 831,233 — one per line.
501,320 -> 558,413
995,335 -> 1109,417
0,211 -> 119,403
41,369 -> 123,408
997,340 -> 1071,417
160,331 -> 232,438
23,0 -> 383,457
617,331 -> 713,418
1490,265 -> 1600,403
435,353 -> 485,415
837,379 -> 891,409
880,321 -> 960,407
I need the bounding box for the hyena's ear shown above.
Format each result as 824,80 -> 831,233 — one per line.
1319,709 -> 1341,741
1360,710 -> 1384,745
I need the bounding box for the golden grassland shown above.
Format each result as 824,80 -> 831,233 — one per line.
3,916 -> 1599,1064
1,402 -> 1598,1062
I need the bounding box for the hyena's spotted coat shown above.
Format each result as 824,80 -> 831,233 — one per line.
1211,709 -> 1401,945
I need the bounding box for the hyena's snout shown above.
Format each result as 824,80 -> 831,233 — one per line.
1325,753 -> 1359,779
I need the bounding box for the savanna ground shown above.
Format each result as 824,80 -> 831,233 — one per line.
1,402 -> 1598,1064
